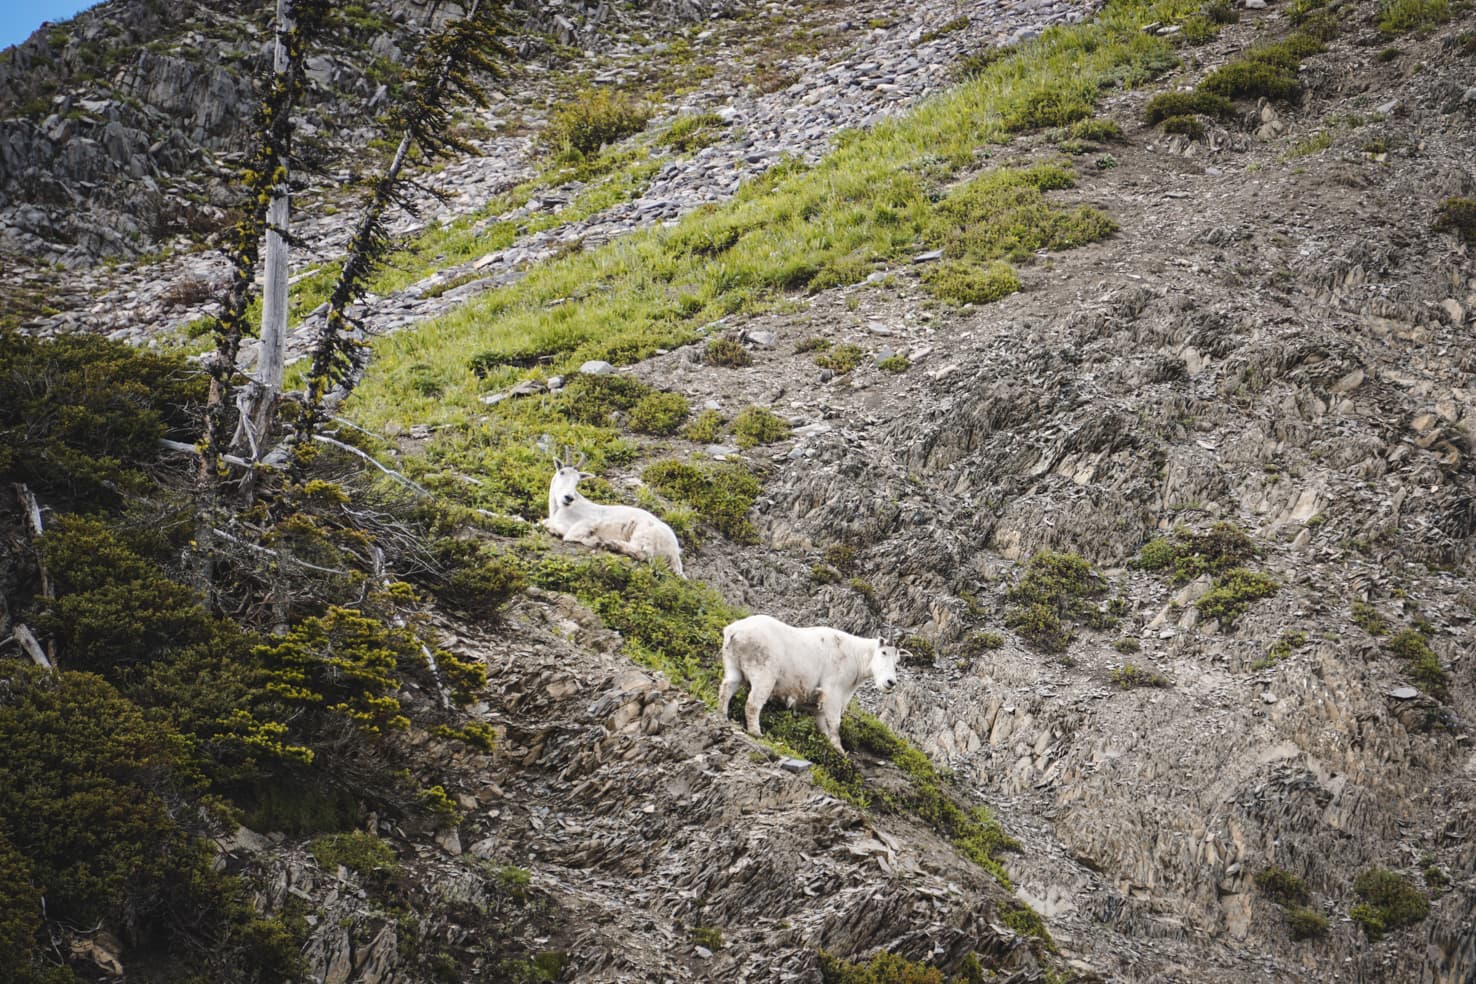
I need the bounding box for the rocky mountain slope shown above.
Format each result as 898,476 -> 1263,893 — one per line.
3,0 -> 1475,981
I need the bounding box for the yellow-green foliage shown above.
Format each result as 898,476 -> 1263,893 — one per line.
816,343 -> 866,374
998,899 -> 1058,953
683,408 -> 726,443
423,537 -> 528,620
1143,90 -> 1236,125
255,606 -> 424,736
1200,34 -> 1325,101
309,831 -> 397,878
1160,115 -> 1205,140
1110,663 -> 1171,688
627,390 -> 691,435
1138,523 -> 1256,582
543,88 -> 650,156
643,459 -> 761,541
732,406 -> 791,449
925,163 -> 1116,265
1386,628 -> 1447,699
350,0 -> 1202,438
1351,600 -> 1387,635
1376,0 -> 1449,34
1005,551 -> 1123,652
819,950 -> 945,984
658,112 -> 727,152
1197,568 -> 1278,626
921,260 -> 1021,305
757,710 -> 1020,887
1253,630 -> 1306,670
877,354 -> 910,373
1256,866 -> 1311,907
0,333 -> 205,507
0,669 -> 304,982
1350,868 -> 1429,940
705,335 -> 753,367
531,553 -> 744,696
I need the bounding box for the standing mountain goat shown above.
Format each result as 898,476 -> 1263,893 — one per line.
544,448 -> 685,577
717,614 -> 902,753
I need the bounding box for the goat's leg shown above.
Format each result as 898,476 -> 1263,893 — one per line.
744,678 -> 772,737
817,691 -> 846,754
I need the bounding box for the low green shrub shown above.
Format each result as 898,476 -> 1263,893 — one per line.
732,406 -> 791,449
1160,115 -> 1205,139
1386,628 -> 1447,699
705,335 -> 752,367
815,343 -> 866,375
1004,551 -> 1123,653
1287,905 -> 1330,939
1433,197 -> 1476,243
1143,90 -> 1236,125
1256,866 -> 1311,907
627,391 -> 690,435
1110,663 -> 1171,688
683,409 -> 725,443
1201,60 -> 1300,101
1139,523 -> 1257,582
309,831 -> 397,878
922,261 -> 1021,305
543,88 -> 650,156
1197,568 -> 1277,626
657,112 -> 726,152
1376,0 -> 1450,34
642,459 -> 761,542
1350,868 -> 1429,940
877,354 -> 910,373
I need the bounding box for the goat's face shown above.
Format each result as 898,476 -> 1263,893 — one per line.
872,644 -> 901,693
549,465 -> 586,509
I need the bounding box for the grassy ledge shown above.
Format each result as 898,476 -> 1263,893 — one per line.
345,0 -> 1203,437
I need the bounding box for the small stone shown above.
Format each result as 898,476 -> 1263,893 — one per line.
547,375 -> 565,390
694,946 -> 714,959
1244,0 -> 1265,8
1261,692 -> 1277,704
779,757 -> 812,772
579,360 -> 615,375
912,249 -> 944,263
1387,686 -> 1419,700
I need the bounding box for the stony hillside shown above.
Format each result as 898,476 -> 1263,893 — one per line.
3,0 -> 1475,982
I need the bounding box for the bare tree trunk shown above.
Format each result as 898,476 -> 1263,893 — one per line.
246,0 -> 294,457
13,483 -> 57,667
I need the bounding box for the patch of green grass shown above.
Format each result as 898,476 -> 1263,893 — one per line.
1110,663 -> 1171,688
1351,600 -> 1387,636
819,949 -> 946,983
1386,627 -> 1447,699
1350,868 -> 1429,941
1201,60 -> 1301,101
1281,129 -> 1333,160
815,343 -> 866,374
627,391 -> 690,435
705,335 -> 753,367
309,831 -> 397,879
1143,90 -> 1237,125
543,88 -> 651,157
732,406 -> 791,449
1433,197 -> 1476,243
683,408 -> 725,444
824,544 -> 859,573
350,0 -> 1202,436
1287,905 -> 1330,939
1376,0 -> 1449,35
922,260 -> 1021,305
1160,115 -> 1205,139
1113,637 -> 1141,653
1066,117 -> 1126,143
795,336 -> 831,354
1004,551 -> 1124,653
925,163 -> 1117,265
877,354 -> 910,373
998,899 -> 1058,953
642,459 -> 761,542
1197,568 -> 1277,627
691,925 -> 724,950
760,710 -> 1020,887
1253,630 -> 1306,670
1256,866 -> 1311,907
657,112 -> 727,153
1138,523 -> 1256,582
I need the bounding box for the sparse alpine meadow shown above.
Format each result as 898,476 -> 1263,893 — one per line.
3,0 -> 1476,979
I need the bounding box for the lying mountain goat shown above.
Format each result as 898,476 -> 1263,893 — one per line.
544,448 -> 685,577
717,614 -> 902,753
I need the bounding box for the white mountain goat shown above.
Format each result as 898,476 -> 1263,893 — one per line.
544,448 -> 685,577
717,614 -> 903,753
